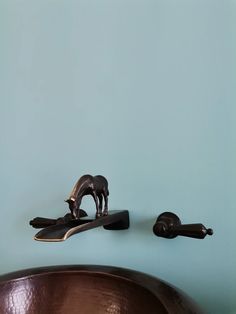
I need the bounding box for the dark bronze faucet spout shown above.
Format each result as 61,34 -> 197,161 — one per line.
31,210 -> 129,242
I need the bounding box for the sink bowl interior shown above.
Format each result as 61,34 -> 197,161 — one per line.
0,265 -> 202,314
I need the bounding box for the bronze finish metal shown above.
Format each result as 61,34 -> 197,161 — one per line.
32,210 -> 129,242
65,174 -> 109,219
29,174 -> 129,241
153,212 -> 213,239
29,210 -> 88,229
0,265 -> 203,314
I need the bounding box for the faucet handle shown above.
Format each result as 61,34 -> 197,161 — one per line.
153,212 -> 213,239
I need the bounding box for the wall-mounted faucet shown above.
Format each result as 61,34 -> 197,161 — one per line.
153,212 -> 213,239
30,174 -> 213,242
29,174 -> 129,242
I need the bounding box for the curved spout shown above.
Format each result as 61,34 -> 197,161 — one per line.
33,210 -> 129,242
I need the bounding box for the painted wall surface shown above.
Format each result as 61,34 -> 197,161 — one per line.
0,1 -> 235,313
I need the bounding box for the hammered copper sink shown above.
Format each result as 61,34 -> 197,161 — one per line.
0,265 -> 202,314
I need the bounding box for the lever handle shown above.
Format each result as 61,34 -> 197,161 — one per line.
153,212 -> 213,239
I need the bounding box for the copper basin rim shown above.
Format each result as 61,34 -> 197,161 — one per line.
0,265 -> 203,314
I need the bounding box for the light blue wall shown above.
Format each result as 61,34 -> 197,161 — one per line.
1,1 -> 235,313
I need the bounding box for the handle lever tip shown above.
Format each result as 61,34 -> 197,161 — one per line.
207,228 -> 213,236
